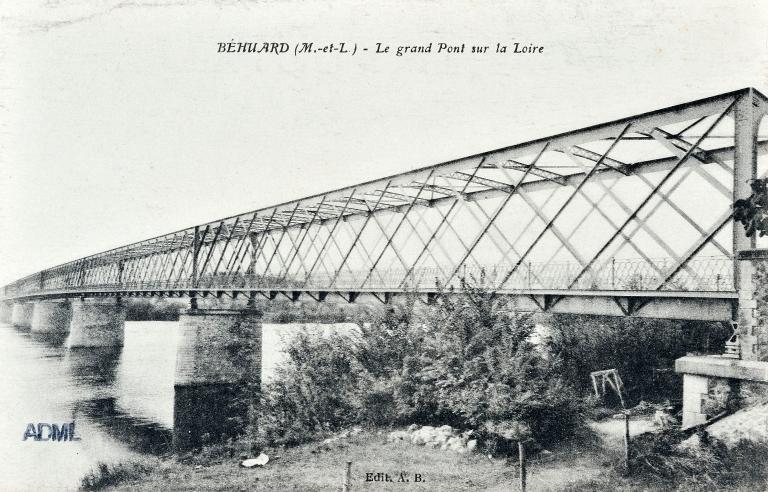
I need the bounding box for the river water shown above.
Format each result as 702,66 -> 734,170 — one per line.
0,320 -> 357,491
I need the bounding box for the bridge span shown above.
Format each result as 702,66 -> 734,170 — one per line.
3,88 -> 768,446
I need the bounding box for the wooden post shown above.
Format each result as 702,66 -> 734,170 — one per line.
343,460 -> 352,492
518,441 -> 526,492
624,413 -> 631,475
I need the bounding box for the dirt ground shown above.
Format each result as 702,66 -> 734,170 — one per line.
102,415 -> 659,491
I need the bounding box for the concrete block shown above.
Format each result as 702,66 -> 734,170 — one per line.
739,299 -> 758,309
675,356 -> 768,383
682,391 -> 705,411
682,411 -> 707,430
738,289 -> 755,300
683,374 -> 710,394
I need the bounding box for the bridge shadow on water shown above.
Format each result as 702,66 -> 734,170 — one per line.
20,329 -> 175,455
75,397 -> 173,454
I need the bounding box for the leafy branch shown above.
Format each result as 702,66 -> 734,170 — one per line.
734,178 -> 768,237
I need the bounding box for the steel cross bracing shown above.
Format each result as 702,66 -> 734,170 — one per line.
4,88 -> 768,321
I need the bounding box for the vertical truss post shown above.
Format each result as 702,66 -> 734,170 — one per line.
734,89 -> 761,358
190,225 -> 201,309
734,91 -> 759,282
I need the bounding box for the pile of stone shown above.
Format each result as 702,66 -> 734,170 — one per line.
320,426 -> 363,445
387,424 -> 478,454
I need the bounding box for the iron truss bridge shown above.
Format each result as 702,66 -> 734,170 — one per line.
5,88 -> 768,321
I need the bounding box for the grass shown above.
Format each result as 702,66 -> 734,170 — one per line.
80,459 -> 164,490
81,422 -> 768,491
565,431 -> 768,491
80,428 -> 609,491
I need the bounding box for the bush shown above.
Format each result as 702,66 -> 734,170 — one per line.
549,314 -> 731,402
412,282 -> 590,446
124,299 -> 184,321
259,330 -> 368,445
80,459 -> 159,490
631,431 -> 768,490
258,280 -> 591,451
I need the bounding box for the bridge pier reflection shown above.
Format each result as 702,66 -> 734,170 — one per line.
66,299 -> 125,348
173,308 -> 262,451
11,302 -> 34,329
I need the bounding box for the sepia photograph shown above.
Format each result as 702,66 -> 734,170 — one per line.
2,1 -> 768,490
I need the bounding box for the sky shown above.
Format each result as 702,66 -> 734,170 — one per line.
1,0 -> 767,285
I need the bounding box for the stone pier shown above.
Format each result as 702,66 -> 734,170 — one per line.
30,300 -> 72,334
173,308 -> 262,451
11,302 -> 35,329
0,302 -> 12,324
66,300 -> 126,348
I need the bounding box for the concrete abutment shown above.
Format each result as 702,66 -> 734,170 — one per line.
66,300 -> 126,348
173,308 -> 262,451
677,239 -> 768,430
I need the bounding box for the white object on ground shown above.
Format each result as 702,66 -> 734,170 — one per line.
241,453 -> 270,468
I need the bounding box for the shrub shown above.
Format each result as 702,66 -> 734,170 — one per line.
258,280 -> 592,450
631,431 -> 768,490
549,314 -> 731,402
414,282 -> 590,446
124,299 -> 184,321
258,330 -> 368,445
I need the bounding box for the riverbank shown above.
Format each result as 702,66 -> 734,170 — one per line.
82,427 -> 606,491
79,416 -> 649,491
80,416 -> 768,491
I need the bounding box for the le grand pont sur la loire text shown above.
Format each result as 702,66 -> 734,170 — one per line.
216,41 -> 545,56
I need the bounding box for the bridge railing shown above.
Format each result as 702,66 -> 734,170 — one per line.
3,255 -> 735,298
